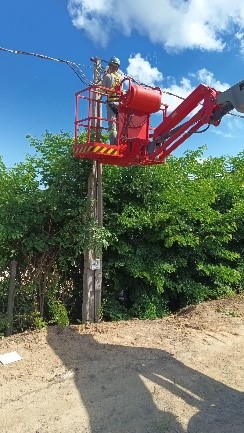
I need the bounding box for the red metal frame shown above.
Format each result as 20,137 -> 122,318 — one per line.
74,78 -> 221,166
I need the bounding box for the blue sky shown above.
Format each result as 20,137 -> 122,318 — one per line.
0,0 -> 244,167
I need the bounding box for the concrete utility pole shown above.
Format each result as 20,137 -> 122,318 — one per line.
82,58 -> 103,323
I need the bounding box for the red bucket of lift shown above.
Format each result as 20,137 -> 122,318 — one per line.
74,80 -> 167,166
120,78 -> 162,113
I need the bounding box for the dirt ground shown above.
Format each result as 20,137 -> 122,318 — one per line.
1,295 -> 244,433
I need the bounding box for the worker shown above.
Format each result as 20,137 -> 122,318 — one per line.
102,56 -> 124,145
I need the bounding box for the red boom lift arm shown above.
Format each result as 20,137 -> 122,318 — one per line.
74,78 -> 244,166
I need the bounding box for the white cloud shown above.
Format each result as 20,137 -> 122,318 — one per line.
235,32 -> 244,54
67,0 -> 244,51
67,0 -> 112,46
163,77 -> 195,111
162,68 -> 231,112
211,129 -> 235,138
126,54 -> 163,86
227,117 -> 243,130
197,68 -> 229,91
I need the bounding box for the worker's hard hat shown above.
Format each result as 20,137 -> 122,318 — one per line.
109,56 -> 120,66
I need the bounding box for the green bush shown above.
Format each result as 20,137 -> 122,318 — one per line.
47,297 -> 69,326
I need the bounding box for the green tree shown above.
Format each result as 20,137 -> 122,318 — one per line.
1,134 -> 243,332
102,148 -> 242,319
0,132 -> 94,332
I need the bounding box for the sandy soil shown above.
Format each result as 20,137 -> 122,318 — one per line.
1,295 -> 244,433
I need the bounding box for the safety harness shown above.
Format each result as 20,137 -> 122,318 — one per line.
107,71 -> 123,102
107,71 -> 123,115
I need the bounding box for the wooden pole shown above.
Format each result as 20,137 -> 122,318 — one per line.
6,260 -> 17,336
82,58 -> 103,323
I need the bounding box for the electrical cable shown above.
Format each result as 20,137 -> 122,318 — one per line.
2,45 -> 243,122
193,124 -> 210,133
0,46 -> 92,86
3,45 -> 242,121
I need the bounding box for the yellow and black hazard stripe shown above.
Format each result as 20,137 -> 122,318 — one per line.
75,145 -> 118,156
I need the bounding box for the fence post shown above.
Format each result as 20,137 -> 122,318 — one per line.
6,260 -> 17,336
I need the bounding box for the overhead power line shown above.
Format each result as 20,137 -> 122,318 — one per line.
0,46 -> 92,86
1,45 -> 243,120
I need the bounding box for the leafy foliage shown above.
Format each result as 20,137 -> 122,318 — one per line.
0,132 -> 92,332
102,148 -> 244,318
0,133 -> 243,333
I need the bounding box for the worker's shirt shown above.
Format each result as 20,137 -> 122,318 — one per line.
102,70 -> 124,103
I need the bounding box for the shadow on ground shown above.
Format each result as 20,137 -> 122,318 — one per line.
47,326 -> 244,433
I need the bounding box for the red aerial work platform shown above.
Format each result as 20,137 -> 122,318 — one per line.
74,77 -> 244,166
